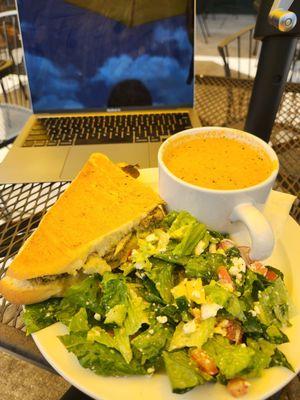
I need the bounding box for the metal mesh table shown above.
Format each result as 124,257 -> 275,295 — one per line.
0,76 -> 299,399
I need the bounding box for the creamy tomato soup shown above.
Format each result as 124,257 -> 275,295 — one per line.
163,133 -> 275,190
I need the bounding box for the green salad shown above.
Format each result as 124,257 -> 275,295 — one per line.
24,211 -> 293,397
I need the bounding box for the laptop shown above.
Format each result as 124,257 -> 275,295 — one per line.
0,0 -> 200,183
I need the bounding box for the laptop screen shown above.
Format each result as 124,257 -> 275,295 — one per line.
17,0 -> 194,113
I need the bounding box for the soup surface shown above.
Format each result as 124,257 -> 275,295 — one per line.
163,134 -> 275,190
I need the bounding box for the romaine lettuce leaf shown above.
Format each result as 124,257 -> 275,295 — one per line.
87,326 -> 132,363
124,287 -> 149,335
60,334 -> 146,376
138,275 -> 165,305
146,259 -> 174,304
153,252 -> 190,266
265,325 -> 289,344
225,296 -> 246,321
242,269 -> 259,308
101,274 -> 127,313
171,278 -> 205,305
255,278 -> 289,327
243,313 -> 265,337
173,223 -> 206,256
185,253 -> 226,282
208,229 -> 228,242
59,332 -> 87,349
226,247 -> 241,258
69,308 -> 89,333
203,336 -> 255,379
162,211 -> 179,229
205,281 -> 245,321
163,350 -> 205,393
64,275 -> 102,314
243,338 -> 275,378
169,318 -> 215,351
101,274 -> 149,335
104,304 -> 127,326
155,304 -> 182,325
132,324 -> 172,364
204,281 -> 231,306
23,298 -> 61,334
131,240 -> 155,271
270,348 -> 294,372
87,326 -> 116,348
55,298 -> 80,326
114,327 -> 132,363
169,211 -> 197,240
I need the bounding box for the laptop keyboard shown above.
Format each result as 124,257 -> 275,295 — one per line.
22,113 -> 193,147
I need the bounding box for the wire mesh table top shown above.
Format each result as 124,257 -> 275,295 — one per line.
0,75 -> 299,398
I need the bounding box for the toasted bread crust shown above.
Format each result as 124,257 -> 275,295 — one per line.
0,276 -> 64,304
5,153 -> 164,281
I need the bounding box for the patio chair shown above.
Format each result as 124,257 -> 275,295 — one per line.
217,23 -> 259,79
196,0 -> 210,43
218,23 -> 300,81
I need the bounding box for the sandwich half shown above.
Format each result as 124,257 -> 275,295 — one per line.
0,153 -> 165,304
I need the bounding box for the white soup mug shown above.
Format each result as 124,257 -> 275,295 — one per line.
158,127 -> 279,260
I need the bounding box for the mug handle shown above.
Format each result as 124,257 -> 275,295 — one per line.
230,203 -> 274,261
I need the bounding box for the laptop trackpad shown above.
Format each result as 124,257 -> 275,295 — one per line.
60,143 -> 150,181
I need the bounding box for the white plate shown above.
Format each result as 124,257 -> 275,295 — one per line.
33,169 -> 300,400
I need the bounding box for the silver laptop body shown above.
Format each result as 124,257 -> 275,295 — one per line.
0,0 -> 200,183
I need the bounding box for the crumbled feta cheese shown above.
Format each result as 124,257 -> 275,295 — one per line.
201,303 -> 222,320
146,233 -> 158,243
229,257 -> 246,277
241,343 -> 246,348
147,367 -> 155,374
149,329 -> 154,335
94,313 -> 101,321
45,313 -> 51,317
183,319 -> 197,334
135,263 -> 144,270
156,316 -> 168,324
194,240 -> 205,255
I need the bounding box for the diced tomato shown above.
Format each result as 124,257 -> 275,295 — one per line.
218,266 -> 234,286
190,348 -> 218,376
218,239 -> 235,251
225,320 -> 243,343
249,261 -> 268,276
227,378 -> 250,398
265,269 -> 278,281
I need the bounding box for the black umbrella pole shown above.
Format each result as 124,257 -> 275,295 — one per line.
244,36 -> 297,142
